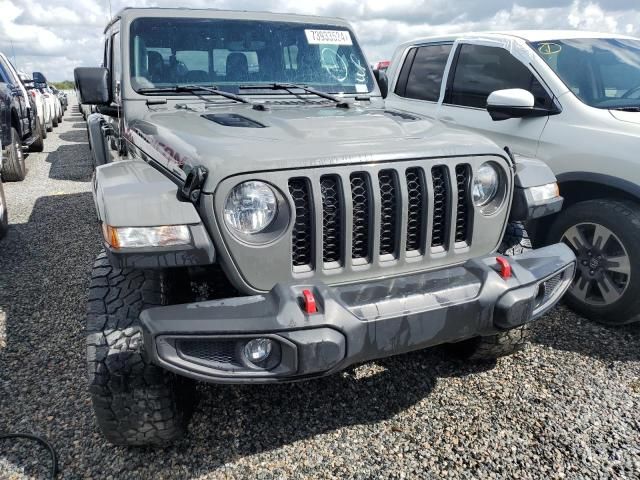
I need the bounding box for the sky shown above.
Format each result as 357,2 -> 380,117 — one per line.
1,0 -> 640,81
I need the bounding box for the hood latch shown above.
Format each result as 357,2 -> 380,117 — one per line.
180,166 -> 208,203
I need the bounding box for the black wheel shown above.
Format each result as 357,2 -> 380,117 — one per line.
41,118 -> 48,139
2,127 -> 26,181
548,199 -> 640,325
448,222 -> 533,360
87,251 -> 196,446
0,180 -> 8,239
46,118 -> 53,132
52,115 -> 58,128
29,118 -> 45,152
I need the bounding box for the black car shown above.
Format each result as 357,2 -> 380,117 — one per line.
0,54 -> 44,181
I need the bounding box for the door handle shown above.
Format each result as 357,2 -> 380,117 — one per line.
440,116 -> 457,123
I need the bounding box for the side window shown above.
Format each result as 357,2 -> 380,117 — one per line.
448,44 -> 552,109
111,32 -> 121,100
0,63 -> 9,84
103,37 -> 110,69
398,44 -> 453,101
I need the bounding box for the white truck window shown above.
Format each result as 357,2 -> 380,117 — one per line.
396,45 -> 452,101
448,44 -> 551,109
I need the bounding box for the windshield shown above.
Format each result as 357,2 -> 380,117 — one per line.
129,18 -> 375,96
532,38 -> 640,109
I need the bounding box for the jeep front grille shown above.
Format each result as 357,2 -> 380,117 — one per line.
216,156 -> 510,293
287,162 -> 473,270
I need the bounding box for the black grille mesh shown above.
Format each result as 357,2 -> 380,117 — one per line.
431,166 -> 449,248
288,178 -> 313,267
288,163 -> 471,271
350,173 -> 370,259
405,168 -> 425,252
321,175 -> 342,263
378,170 -> 399,256
455,165 -> 471,243
178,339 -> 242,367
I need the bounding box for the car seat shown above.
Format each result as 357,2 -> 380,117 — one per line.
225,53 -> 249,82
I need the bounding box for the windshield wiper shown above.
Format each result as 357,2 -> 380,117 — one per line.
137,85 -> 253,105
239,83 -> 350,108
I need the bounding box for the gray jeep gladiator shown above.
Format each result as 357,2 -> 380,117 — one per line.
75,7 -> 576,446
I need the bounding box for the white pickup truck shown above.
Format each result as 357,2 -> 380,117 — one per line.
383,30 -> 640,325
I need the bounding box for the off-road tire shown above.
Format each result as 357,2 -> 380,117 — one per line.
547,199 -> 640,325
498,221 -> 532,256
449,325 -> 532,361
29,118 -> 45,152
0,181 -> 8,239
2,127 -> 26,181
87,251 -> 196,446
449,222 -> 534,361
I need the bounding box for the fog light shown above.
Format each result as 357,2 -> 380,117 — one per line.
243,338 -> 273,364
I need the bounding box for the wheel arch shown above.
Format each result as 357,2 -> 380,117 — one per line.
531,172 -> 640,244
10,107 -> 22,137
556,172 -> 640,207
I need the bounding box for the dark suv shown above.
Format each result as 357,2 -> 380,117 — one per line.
0,53 -> 43,181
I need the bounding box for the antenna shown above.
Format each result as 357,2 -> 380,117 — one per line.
11,40 -> 17,69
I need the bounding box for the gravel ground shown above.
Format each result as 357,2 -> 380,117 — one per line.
1,101 -> 640,479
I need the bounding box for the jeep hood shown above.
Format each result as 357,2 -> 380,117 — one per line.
127,103 -> 505,192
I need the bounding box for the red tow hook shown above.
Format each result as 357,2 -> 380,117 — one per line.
302,289 -> 318,314
496,256 -> 512,280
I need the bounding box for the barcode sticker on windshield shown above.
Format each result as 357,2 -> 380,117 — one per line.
305,30 -> 353,46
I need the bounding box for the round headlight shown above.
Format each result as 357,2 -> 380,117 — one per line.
472,163 -> 500,207
224,181 -> 277,234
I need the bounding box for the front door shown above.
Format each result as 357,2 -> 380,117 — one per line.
437,43 -> 552,157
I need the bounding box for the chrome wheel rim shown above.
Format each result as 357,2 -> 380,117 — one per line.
562,222 -> 631,306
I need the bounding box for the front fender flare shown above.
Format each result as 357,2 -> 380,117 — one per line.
94,160 -> 215,268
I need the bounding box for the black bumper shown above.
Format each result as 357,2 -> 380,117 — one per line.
140,244 -> 575,384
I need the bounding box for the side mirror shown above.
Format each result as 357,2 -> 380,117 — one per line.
74,67 -> 111,105
373,69 -> 389,99
487,89 -> 550,121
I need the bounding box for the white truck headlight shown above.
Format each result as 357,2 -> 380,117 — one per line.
103,224 -> 191,249
224,181 -> 277,234
529,182 -> 560,202
472,162 -> 500,207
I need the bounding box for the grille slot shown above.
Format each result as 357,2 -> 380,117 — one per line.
455,164 -> 471,243
321,175 -> 343,265
405,168 -> 426,252
285,161 -> 484,275
350,173 -> 371,260
288,178 -> 313,268
431,166 -> 450,248
177,339 -> 242,368
378,170 -> 399,257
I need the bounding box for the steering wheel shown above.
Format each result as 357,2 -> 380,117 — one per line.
621,84 -> 640,99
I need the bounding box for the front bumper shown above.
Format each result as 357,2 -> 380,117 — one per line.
140,244 -> 575,384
